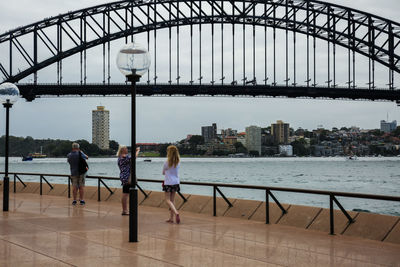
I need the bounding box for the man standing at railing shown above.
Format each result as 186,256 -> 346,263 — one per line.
67,142 -> 89,206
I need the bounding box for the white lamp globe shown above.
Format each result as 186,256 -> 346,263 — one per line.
116,42 -> 150,76
0,83 -> 19,104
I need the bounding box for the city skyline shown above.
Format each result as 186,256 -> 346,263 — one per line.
0,0 -> 400,145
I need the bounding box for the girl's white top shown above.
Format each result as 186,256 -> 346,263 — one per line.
163,161 -> 180,185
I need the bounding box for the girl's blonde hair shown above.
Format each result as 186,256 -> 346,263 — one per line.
167,145 -> 180,168
116,145 -> 128,157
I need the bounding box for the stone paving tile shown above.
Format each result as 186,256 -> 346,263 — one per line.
0,193 -> 398,267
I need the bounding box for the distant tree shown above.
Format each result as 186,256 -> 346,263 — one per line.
340,127 -> 349,131
109,140 -> 119,152
234,142 -> 248,153
0,136 -> 118,157
249,150 -> 260,157
291,138 -> 310,156
52,141 -> 72,157
212,150 -> 230,156
393,126 -> 400,137
289,127 -> 294,136
188,135 -> 204,147
310,138 -> 318,145
158,143 -> 170,157
370,129 -> 383,137
303,130 -> 313,138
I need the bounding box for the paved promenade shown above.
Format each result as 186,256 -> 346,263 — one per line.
0,193 -> 399,266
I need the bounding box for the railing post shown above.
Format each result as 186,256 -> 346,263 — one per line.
68,176 -> 71,198
177,191 -> 187,202
136,183 -> 148,199
213,185 -> 216,216
98,178 -> 101,202
13,174 -> 16,193
330,194 -> 334,235
40,175 -> 42,195
332,196 -> 355,224
215,187 -> 233,207
266,189 -> 270,224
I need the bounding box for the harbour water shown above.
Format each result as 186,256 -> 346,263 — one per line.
2,156 -> 400,216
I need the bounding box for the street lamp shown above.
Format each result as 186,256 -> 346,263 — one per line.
116,42 -> 150,242
0,82 -> 19,212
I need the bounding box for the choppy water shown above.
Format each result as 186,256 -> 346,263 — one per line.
2,157 -> 400,216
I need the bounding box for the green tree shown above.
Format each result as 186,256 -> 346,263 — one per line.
188,135 -> 204,147
370,129 -> 384,137
212,150 -> 230,156
234,142 -> 248,153
291,139 -> 310,156
158,143 -> 170,157
109,140 -> 119,152
393,126 -> 400,137
248,150 -> 260,157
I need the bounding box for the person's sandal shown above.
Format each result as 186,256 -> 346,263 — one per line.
80,200 -> 85,205
72,200 -> 77,205
165,219 -> 173,223
121,212 -> 129,216
175,214 -> 181,224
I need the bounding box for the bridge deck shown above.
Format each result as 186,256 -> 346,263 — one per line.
0,193 -> 399,266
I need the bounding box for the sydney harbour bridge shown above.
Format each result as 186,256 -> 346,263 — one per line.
1,0 -> 400,102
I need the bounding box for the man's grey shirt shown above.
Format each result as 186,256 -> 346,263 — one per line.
67,151 -> 88,176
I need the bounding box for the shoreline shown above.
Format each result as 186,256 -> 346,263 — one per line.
4,155 -> 400,159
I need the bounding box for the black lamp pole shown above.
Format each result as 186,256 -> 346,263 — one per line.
127,69 -> 141,242
3,99 -> 12,212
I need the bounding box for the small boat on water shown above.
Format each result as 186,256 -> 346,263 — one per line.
31,146 -> 47,158
144,159 -> 152,162
31,152 -> 47,158
347,155 -> 358,160
22,155 -> 33,161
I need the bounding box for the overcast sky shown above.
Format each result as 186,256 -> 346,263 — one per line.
0,0 -> 400,145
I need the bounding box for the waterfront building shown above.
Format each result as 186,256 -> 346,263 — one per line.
380,120 -> 397,133
271,120 -> 290,145
222,136 -> 237,145
221,128 -> 238,138
92,106 -> 110,150
279,145 -> 293,156
237,132 -> 246,147
245,126 -> 261,155
261,127 -> 273,146
201,123 -> 217,142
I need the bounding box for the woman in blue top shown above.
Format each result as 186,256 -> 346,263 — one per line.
117,145 -> 140,215
162,145 -> 181,224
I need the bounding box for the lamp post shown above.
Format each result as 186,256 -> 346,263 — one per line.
116,42 -> 150,242
0,83 -> 19,212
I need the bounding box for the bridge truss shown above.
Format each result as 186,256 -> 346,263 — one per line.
1,0 -> 400,101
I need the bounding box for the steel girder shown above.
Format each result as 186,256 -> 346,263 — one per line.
16,83 -> 400,102
0,0 -> 399,92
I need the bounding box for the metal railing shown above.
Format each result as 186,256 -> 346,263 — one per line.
2,172 -> 400,235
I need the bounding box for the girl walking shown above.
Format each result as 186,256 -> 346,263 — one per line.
162,145 -> 181,224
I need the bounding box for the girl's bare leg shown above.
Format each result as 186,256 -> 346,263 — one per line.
165,192 -> 179,222
122,193 -> 129,214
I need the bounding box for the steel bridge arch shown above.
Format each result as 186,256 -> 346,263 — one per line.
1,0 -> 400,86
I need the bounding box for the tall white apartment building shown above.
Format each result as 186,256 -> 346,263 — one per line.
245,126 -> 261,155
92,106 -> 110,150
